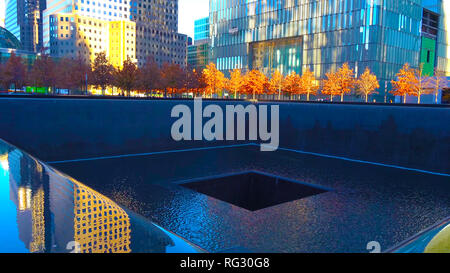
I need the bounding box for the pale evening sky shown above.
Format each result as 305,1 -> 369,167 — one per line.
178,0 -> 209,38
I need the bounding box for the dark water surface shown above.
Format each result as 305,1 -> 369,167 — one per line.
50,145 -> 450,253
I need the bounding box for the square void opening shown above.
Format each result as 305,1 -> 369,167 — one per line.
180,171 -> 328,211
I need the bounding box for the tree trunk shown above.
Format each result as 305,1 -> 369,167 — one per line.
435,88 -> 439,104
307,92 -> 310,102
330,95 -> 333,102
365,94 -> 368,103
341,93 -> 344,102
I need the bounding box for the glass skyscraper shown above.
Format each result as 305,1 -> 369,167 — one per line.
188,17 -> 210,70
195,17 -> 210,42
210,0 -> 450,101
5,0 -> 46,52
5,0 -> 20,41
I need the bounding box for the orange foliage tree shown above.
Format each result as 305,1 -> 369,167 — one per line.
408,64 -> 433,104
299,67 -> 319,101
268,70 -> 285,100
356,67 -> 380,103
202,63 -> 226,97
322,71 -> 341,102
391,63 -> 416,103
226,68 -> 244,99
242,69 -> 268,100
283,71 -> 301,100
335,63 -> 356,102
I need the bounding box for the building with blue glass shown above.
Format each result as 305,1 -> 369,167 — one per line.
5,0 -> 20,41
0,27 -> 37,69
188,17 -> 210,70
194,17 -> 210,42
209,0 -> 450,101
5,0 -> 45,52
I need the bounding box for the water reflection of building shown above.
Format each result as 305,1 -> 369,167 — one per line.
8,150 -> 50,253
2,141 -> 198,253
7,148 -> 132,253
73,181 -> 131,253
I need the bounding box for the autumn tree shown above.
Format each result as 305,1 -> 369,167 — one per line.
283,71 -> 301,100
29,54 -> 56,93
202,63 -> 226,97
268,70 -> 284,100
114,57 -> 139,97
322,71 -> 341,102
73,57 -> 91,94
241,69 -> 268,100
54,57 -> 89,94
91,52 -> 115,96
335,63 -> 356,102
391,63 -> 416,103
356,67 -> 380,103
226,69 -> 244,99
137,57 -> 162,96
161,63 -> 185,97
184,67 -> 206,97
299,67 -> 319,101
428,69 -> 448,104
408,64 -> 433,104
1,52 -> 27,92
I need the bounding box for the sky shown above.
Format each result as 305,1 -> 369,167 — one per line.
0,1 -> 5,27
178,0 -> 209,38
0,0 -> 209,35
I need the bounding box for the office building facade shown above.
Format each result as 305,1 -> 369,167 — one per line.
130,0 -> 187,67
210,0 -> 450,101
188,17 -> 210,70
49,13 -> 136,67
5,0 -> 46,52
43,0 -> 130,52
44,0 -> 186,67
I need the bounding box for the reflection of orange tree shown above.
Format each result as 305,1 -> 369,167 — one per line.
73,181 -> 131,253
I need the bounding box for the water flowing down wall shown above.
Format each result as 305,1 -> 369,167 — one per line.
0,97 -> 448,174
